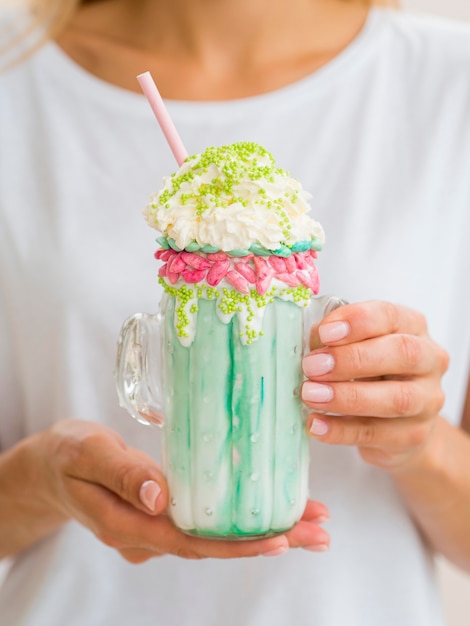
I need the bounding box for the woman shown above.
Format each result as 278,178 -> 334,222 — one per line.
0,0 -> 469,625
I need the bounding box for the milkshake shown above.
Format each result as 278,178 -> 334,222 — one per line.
117,142 -> 325,538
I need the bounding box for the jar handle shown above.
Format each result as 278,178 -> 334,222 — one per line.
303,295 -> 349,354
115,312 -> 165,428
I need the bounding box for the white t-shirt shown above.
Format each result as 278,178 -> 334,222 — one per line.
1,8 -> 470,626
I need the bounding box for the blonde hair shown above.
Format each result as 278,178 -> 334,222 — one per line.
0,0 -> 80,68
1,0 -> 397,69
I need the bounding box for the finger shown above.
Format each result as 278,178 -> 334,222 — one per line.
301,378 -> 444,419
67,475 -> 332,559
169,517 -> 283,559
148,519 -> 291,559
118,547 -> 165,564
161,505 -> 333,556
306,413 -> 433,452
301,499 -> 330,522
60,431 -> 168,515
310,301 -> 428,350
67,477 -> 292,558
284,519 -> 330,551
62,473 -> 161,543
303,334 -> 441,382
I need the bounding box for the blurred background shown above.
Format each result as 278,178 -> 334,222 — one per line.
0,1 -> 469,625
402,3 -> 470,624
404,0 -> 470,21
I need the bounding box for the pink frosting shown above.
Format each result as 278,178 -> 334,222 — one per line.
154,249 -> 320,295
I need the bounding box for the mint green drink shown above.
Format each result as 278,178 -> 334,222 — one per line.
117,142 -> 325,539
161,296 -> 308,537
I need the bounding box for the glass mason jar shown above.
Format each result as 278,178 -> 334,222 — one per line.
115,294 -> 344,540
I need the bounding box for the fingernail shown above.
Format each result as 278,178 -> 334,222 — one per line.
319,321 -> 350,344
304,544 -> 329,552
262,546 -> 288,557
302,382 -> 333,404
315,515 -> 330,524
139,480 -> 161,512
310,418 -> 329,436
303,353 -> 334,377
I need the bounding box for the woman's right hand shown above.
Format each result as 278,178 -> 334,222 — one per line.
31,419 -> 329,562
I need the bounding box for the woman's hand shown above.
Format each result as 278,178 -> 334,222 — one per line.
30,420 -> 329,562
302,301 -> 449,470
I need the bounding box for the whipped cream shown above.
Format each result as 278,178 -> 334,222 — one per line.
144,142 -> 325,252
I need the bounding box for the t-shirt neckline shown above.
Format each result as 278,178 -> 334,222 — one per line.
39,7 -> 387,117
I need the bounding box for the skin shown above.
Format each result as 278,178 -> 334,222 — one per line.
0,420 -> 329,561
1,0 -> 470,569
56,0 -> 370,99
304,302 -> 470,572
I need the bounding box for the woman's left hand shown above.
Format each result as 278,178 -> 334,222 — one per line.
302,301 -> 449,470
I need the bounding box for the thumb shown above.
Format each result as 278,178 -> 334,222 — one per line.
68,432 -> 168,516
138,479 -> 166,515
98,446 -> 169,515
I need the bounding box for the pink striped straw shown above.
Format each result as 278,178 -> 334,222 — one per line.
137,71 -> 188,166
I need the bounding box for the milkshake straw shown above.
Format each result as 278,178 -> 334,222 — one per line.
137,71 -> 188,166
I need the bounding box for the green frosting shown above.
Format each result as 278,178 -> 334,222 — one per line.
156,237 -> 322,257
